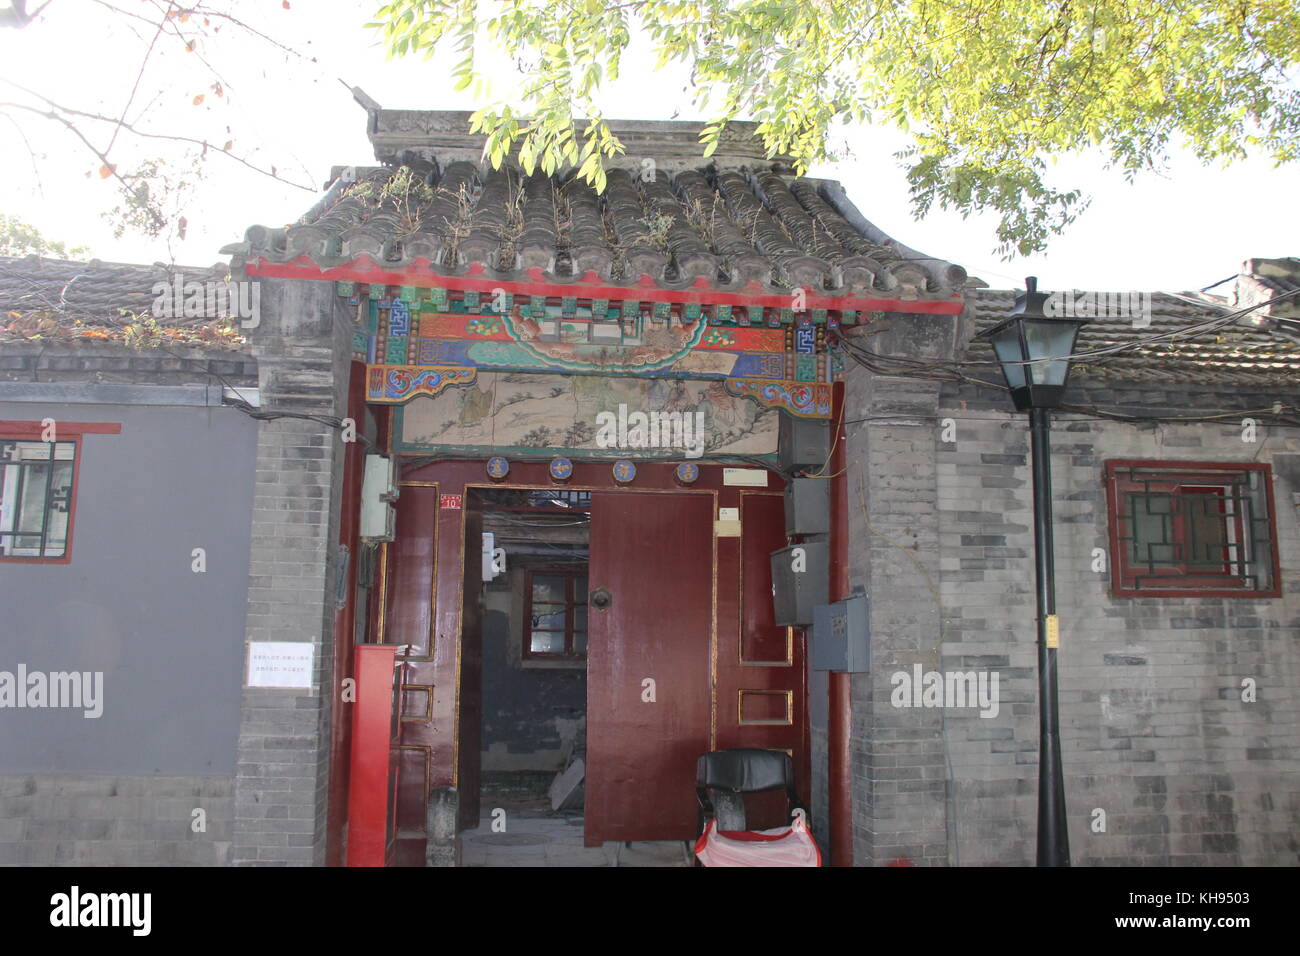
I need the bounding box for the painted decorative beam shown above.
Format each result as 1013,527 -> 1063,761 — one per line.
366,364 -> 477,403
724,378 -> 833,419
245,256 -> 965,315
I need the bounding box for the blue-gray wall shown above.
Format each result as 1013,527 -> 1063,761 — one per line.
0,402 -> 256,775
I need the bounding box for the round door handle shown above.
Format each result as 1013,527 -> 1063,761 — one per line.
589,587 -> 613,610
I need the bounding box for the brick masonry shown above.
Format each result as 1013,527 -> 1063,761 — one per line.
0,343 -> 256,386
232,277 -> 355,866
0,774 -> 232,866
844,371 -> 953,866
841,326 -> 1300,864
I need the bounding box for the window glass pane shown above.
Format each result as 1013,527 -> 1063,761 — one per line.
532,609 -> 566,630
43,510 -> 69,556
1183,491 -> 1228,571
45,461 -> 73,556
531,575 -> 566,603
17,464 -> 50,533
574,603 -> 587,632
1127,492 -> 1173,567
529,631 -> 565,655
573,631 -> 587,656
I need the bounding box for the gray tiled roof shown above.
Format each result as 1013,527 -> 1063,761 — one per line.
970,288 -> 1300,386
225,111 -> 968,301
0,255 -> 229,324
0,255 -> 245,352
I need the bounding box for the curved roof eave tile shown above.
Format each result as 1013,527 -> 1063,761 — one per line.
232,158 -> 971,305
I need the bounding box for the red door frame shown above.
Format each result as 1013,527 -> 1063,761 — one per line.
371,457 -> 810,862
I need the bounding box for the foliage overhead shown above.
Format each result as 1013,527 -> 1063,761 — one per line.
370,0 -> 1300,257
0,215 -> 90,259
1,2 -> 315,248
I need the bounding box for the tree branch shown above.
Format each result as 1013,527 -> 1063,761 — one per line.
0,80 -> 315,191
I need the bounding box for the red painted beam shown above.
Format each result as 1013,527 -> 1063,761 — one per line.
243,256 -> 965,315
0,420 -> 121,437
828,381 -> 854,866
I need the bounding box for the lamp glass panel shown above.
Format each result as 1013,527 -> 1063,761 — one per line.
989,326 -> 1027,389
1022,319 -> 1080,386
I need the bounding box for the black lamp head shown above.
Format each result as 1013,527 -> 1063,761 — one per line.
978,278 -> 1088,411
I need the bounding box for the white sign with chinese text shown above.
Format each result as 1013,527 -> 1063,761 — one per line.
246,642 -> 315,689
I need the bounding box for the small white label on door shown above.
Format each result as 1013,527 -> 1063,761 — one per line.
718,507 -> 739,522
722,468 -> 768,487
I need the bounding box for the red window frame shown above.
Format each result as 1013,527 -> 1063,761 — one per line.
0,421 -> 121,565
1104,459 -> 1281,598
522,565 -> 588,660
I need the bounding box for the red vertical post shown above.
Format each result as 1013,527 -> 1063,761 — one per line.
346,644 -> 398,867
828,381 -> 854,866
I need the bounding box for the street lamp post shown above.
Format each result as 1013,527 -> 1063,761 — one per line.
978,277 -> 1086,867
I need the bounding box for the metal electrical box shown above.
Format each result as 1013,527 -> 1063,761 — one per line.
770,540 -> 828,627
785,477 -> 830,535
359,454 -> 399,542
778,414 -> 830,471
812,595 -> 871,672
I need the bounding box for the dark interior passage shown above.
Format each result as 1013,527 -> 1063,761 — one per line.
475,489 -> 590,809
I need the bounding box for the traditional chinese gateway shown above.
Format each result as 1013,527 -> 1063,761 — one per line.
1,107 -> 1297,867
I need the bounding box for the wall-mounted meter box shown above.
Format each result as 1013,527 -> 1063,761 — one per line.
359,454 -> 399,542
812,595 -> 870,673
785,477 -> 830,535
770,540 -> 828,627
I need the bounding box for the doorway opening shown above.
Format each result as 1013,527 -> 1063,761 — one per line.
462,485 -> 690,866
475,487 -> 589,807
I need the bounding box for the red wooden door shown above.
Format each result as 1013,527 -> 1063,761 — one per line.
713,490 -> 810,829
584,491 -> 714,846
457,498 -> 484,830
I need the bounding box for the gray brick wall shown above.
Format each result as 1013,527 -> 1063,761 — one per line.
232,277 -> 354,866
844,364 -> 952,866
933,404 -> 1300,865
842,357 -> 1300,865
0,774 -> 232,866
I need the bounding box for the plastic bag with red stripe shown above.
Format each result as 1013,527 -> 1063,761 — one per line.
693,814 -> 822,867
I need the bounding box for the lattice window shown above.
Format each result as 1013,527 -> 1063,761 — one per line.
0,439 -> 77,560
523,566 -> 589,659
1104,460 -> 1280,598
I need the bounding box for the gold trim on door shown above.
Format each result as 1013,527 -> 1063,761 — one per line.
738,490 -> 794,666
737,688 -> 794,726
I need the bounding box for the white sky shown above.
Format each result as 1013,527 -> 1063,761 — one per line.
1,1 -> 1296,294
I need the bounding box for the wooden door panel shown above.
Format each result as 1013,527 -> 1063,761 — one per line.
740,492 -> 792,665
457,503 -> 484,830
716,491 -> 810,817
585,491 -> 714,846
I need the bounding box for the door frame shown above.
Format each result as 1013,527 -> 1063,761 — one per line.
457,481 -> 722,800
379,458 -> 808,860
